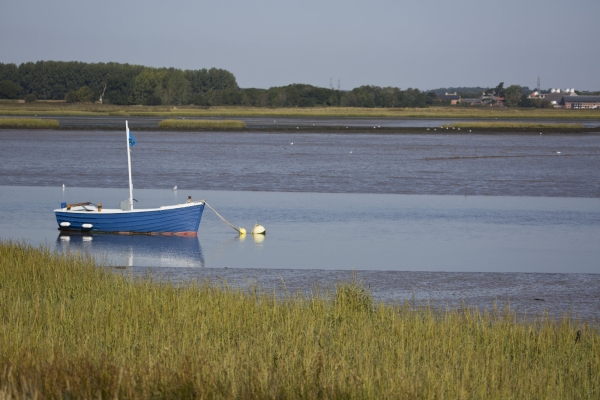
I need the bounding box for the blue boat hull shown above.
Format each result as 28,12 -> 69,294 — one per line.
55,202 -> 205,235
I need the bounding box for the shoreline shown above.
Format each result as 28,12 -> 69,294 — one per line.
124,266 -> 600,322
2,112 -> 600,133
1,124 -> 599,134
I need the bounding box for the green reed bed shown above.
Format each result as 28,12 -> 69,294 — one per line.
0,241 -> 598,399
2,103 -> 600,119
158,119 -> 246,130
444,122 -> 585,130
0,118 -> 59,129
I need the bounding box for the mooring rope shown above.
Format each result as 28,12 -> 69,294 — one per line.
204,201 -> 246,234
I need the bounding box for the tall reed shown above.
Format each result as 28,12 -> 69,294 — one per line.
0,241 -> 598,398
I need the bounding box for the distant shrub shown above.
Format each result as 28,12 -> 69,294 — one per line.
65,86 -> 95,103
24,94 -> 37,103
65,90 -> 78,103
146,95 -> 162,106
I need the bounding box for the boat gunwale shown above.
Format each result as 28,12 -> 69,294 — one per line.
54,201 -> 205,214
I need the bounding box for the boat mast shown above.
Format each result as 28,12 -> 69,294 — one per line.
126,120 -> 134,210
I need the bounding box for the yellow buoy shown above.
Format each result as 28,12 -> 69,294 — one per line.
251,223 -> 266,235
239,227 -> 247,235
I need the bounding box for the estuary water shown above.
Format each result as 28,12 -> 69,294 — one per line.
1,186 -> 598,274
1,130 -> 599,197
1,129 -> 599,318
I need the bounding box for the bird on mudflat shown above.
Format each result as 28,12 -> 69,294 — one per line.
173,186 -> 177,191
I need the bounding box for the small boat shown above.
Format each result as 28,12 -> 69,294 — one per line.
54,121 -> 205,235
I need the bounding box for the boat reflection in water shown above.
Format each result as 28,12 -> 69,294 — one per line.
56,233 -> 204,268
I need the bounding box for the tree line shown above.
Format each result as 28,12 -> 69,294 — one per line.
0,61 -> 565,108
0,61 -> 436,108
0,61 -> 238,105
235,85 -> 435,108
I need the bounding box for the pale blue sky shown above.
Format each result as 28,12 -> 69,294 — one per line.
1,0 -> 599,90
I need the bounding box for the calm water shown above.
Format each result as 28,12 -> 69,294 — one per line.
1,129 -> 599,317
1,186 -> 598,274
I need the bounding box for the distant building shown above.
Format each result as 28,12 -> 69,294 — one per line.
529,88 -> 582,108
440,92 -> 461,105
541,92 -> 568,107
562,96 -> 600,109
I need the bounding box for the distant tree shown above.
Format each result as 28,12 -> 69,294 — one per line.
340,92 -> 360,107
98,83 -> 107,104
0,80 -> 22,99
191,93 -> 209,106
256,92 -> 268,107
519,97 -> 552,108
239,88 -> 267,106
425,92 -> 438,105
134,68 -> 166,105
0,63 -> 19,82
276,91 -> 289,107
297,98 -> 315,107
24,93 -> 37,103
503,85 -> 523,107
162,69 -> 191,105
219,88 -> 242,105
494,82 -> 505,97
77,86 -> 95,102
207,68 -> 238,91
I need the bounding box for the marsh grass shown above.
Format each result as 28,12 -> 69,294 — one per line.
158,119 -> 247,130
445,122 -> 585,130
2,103 -> 600,119
0,118 -> 59,129
1,241 -> 598,398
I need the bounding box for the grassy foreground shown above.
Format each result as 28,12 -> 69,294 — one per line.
0,117 -> 59,129
158,119 -> 246,130
1,241 -> 598,399
2,102 -> 600,119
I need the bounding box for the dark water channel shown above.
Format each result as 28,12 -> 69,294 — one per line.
1,130 -> 600,197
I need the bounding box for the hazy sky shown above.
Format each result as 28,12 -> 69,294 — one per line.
1,0 -> 599,91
